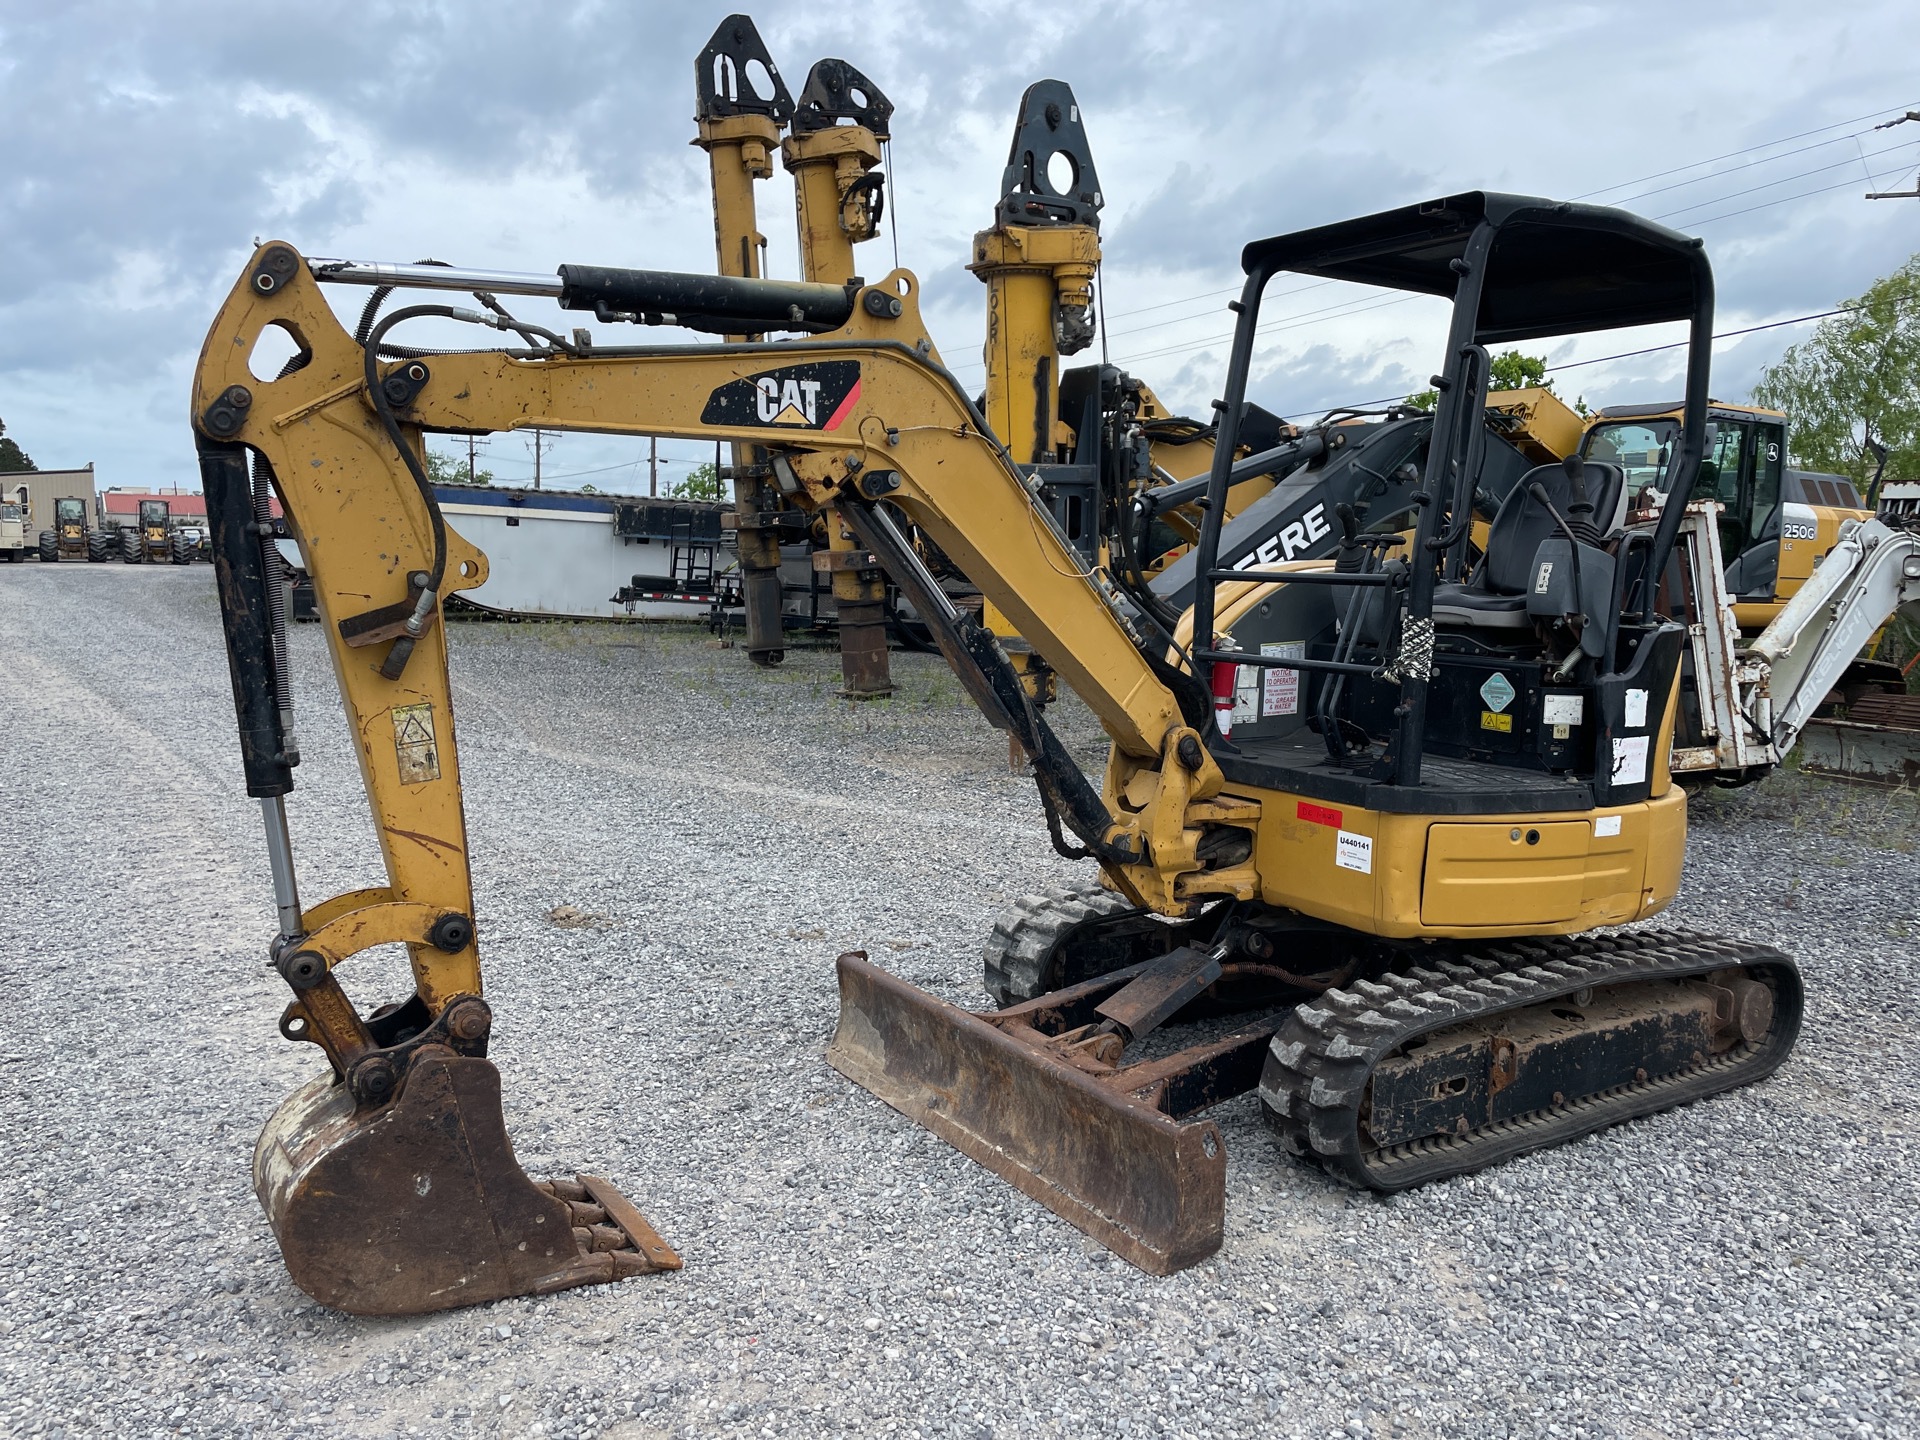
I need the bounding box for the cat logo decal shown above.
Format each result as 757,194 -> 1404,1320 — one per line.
701,361 -> 862,431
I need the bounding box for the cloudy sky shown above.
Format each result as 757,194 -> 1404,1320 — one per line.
2,0 -> 1917,493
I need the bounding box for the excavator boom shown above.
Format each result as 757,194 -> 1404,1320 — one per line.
193,241 -> 1245,1310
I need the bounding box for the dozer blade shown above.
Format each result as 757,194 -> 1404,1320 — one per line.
829,952 -> 1248,1275
255,1049 -> 679,1316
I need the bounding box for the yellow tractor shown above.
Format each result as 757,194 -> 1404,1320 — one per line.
192,190 -> 1842,1311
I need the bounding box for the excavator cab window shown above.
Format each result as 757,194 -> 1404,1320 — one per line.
1746,422 -> 1784,541
1583,419 -> 1677,496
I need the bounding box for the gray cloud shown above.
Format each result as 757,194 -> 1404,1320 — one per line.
0,0 -> 1915,485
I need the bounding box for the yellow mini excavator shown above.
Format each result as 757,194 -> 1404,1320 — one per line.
194,191 -> 1823,1312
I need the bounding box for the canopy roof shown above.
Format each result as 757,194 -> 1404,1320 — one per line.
1240,191 -> 1707,344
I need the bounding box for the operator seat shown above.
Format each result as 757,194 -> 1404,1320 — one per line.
1429,460 -> 1626,628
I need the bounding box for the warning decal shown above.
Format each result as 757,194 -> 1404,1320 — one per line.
701,360 -> 863,432
392,703 -> 441,785
1297,801 -> 1342,828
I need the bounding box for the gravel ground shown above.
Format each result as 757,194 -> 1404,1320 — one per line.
2,561 -> 1917,1440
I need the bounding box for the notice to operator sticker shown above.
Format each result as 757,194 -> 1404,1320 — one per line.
1335,830 -> 1373,874
1262,642 -> 1303,717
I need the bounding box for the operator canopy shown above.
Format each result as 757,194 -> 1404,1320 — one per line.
1240,191 -> 1708,343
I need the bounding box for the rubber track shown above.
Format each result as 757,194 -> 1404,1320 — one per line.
1258,927 -> 1802,1192
981,883 -> 1144,1007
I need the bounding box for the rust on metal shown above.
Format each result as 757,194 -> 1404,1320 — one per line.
1094,945 -> 1224,1039
254,1049 -> 677,1315
835,598 -> 894,699
829,951 -> 1276,1275
1797,696 -> 1920,788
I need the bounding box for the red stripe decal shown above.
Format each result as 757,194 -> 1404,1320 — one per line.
823,377 -> 862,431
1297,801 -> 1343,828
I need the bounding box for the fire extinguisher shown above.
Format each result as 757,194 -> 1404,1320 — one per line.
1210,643 -> 1238,739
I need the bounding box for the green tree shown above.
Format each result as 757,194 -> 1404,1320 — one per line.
0,418 -> 35,472
669,461 -> 722,501
424,448 -> 493,486
1751,253 -> 1920,488
1404,349 -> 1582,413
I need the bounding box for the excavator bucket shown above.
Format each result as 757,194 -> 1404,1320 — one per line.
829,952 -> 1273,1275
255,1051 -> 679,1316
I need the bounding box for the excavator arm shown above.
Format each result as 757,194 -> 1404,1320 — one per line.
1667,500 -> 1920,779
192,242 -> 1257,1313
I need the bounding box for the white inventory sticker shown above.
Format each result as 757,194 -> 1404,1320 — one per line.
1262,642 -> 1303,717
1611,736 -> 1650,786
1623,687 -> 1649,728
1335,830 -> 1374,874
1594,814 -> 1623,838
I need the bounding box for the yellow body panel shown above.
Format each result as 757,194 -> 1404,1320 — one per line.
1775,502 -> 1869,599
1240,787 -> 1683,939
1485,387 -> 1584,464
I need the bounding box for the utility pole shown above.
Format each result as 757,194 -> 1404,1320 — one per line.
649,436 -> 658,496
526,429 -> 555,489
1867,112 -> 1920,199
464,434 -> 490,484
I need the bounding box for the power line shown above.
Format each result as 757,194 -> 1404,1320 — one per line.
1544,291 -> 1920,375
1571,101 -> 1920,199
1650,137 -> 1917,221
1663,163 -> 1916,229
1272,291 -> 1920,423
946,98 -> 1920,379
1607,125 -> 1916,206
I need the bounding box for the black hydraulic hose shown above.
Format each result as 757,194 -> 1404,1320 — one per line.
357,301 -> 581,634
361,306 -> 458,609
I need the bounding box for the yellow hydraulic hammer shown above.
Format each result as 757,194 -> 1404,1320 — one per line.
693,15 -> 793,667
970,79 -> 1106,735
782,53 -> 898,698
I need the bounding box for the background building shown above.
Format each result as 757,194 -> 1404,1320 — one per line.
2,466 -> 98,532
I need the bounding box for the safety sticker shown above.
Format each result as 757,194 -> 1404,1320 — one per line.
1594,814 -> 1623,838
1297,801 -> 1342,828
1623,687 -> 1649,728
1534,561 -> 1554,594
1611,735 -> 1649,787
1262,642 -> 1303,716
1480,672 -> 1516,713
1335,830 -> 1373,874
392,703 -> 441,785
1233,665 -> 1261,727
1480,710 -> 1513,733
1542,693 -> 1584,726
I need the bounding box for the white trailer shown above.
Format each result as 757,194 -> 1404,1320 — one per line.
431,483 -> 736,621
